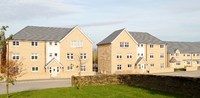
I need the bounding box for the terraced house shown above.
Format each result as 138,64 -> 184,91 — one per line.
97,28 -> 174,74
167,42 -> 200,71
8,26 -> 93,80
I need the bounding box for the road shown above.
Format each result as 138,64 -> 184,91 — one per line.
0,78 -> 71,94
153,70 -> 200,78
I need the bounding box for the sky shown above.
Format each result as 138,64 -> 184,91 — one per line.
1,0 -> 200,45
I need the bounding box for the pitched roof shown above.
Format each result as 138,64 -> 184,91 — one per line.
13,26 -> 74,41
97,29 -> 124,45
169,57 -> 177,63
166,41 -> 200,54
129,32 -> 164,44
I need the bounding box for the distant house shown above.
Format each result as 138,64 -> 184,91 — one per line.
167,42 -> 200,71
8,26 -> 94,80
97,28 -> 173,74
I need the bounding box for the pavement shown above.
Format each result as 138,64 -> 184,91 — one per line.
0,78 -> 71,94
153,70 -> 200,78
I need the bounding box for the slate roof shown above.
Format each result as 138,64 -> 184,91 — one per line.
13,26 -> 74,41
129,32 -> 164,44
97,29 -> 124,45
166,41 -> 200,54
97,28 -> 165,45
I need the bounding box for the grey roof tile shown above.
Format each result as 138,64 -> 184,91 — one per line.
166,41 -> 200,54
13,26 -> 74,41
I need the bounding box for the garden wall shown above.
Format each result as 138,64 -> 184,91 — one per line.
72,74 -> 200,97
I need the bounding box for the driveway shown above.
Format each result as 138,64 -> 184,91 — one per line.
0,78 -> 71,94
153,70 -> 200,78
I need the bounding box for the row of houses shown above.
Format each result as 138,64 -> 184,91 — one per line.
1,26 -> 200,80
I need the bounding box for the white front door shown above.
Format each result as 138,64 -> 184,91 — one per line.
51,67 -> 58,77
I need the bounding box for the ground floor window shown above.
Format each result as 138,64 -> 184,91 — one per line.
67,66 -> 73,71
128,64 -> 132,68
160,63 -> 165,68
197,61 -> 200,64
150,64 -> 154,68
81,66 -> 86,71
32,67 -> 38,72
117,65 -> 122,70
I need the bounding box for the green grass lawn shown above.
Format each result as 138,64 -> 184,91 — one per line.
0,84 -> 186,98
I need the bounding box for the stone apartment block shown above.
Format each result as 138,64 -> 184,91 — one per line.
8,26 -> 93,80
97,28 -> 174,74
167,42 -> 200,71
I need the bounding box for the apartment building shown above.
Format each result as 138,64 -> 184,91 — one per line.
167,42 -> 200,71
8,26 -> 93,80
97,28 -> 173,74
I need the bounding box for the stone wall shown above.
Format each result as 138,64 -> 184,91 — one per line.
72,74 -> 200,97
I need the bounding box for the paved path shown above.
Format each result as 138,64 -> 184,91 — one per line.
153,70 -> 200,78
0,78 -> 71,94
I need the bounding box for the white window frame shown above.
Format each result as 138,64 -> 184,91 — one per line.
150,64 -> 154,68
120,42 -> 129,48
117,64 -> 122,70
49,42 -> 52,45
150,53 -> 154,58
160,44 -> 164,48
160,63 -> 165,68
176,62 -> 180,65
54,53 -> 58,57
80,53 -> 87,60
116,54 -> 122,59
127,54 -> 132,59
12,53 -> 20,60
49,53 -> 52,57
31,53 -> 38,60
81,66 -> 86,72
13,41 -> 19,46
71,40 -> 83,47
31,41 -> 38,46
67,65 -> 73,71
160,53 -> 164,58
150,44 -> 154,48
128,64 -> 132,68
67,53 -> 74,60
32,67 -> 38,72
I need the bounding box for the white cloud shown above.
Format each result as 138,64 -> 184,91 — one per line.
0,0 -> 81,22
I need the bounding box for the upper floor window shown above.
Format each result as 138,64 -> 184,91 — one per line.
116,54 -> 122,59
32,67 -> 38,72
160,63 -> 165,68
183,54 -> 185,56
54,53 -> 58,57
197,54 -> 200,56
120,42 -> 129,48
31,53 -> 38,60
138,44 -> 143,47
81,66 -> 86,71
187,54 -> 190,56
150,44 -> 154,48
13,41 -> 19,46
67,53 -> 74,60
160,44 -> 164,48
49,42 -> 52,45
55,42 -> 58,45
67,66 -> 73,71
80,53 -> 87,60
150,64 -> 154,68
197,61 -> 200,64
71,40 -> 83,47
31,41 -> 38,46
176,62 -> 180,65
128,64 -> 132,68
127,54 -> 132,59
150,53 -> 154,58
117,65 -> 122,70
49,53 -> 52,57
160,53 -> 164,58
12,53 -> 20,60
193,54 -> 195,56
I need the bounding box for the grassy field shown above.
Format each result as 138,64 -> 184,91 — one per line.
0,84 -> 185,98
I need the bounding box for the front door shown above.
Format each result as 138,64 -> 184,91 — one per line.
51,67 -> 58,77
141,64 -> 146,72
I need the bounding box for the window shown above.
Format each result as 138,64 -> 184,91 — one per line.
171,54 -> 174,56
197,61 -> 200,64
128,64 -> 132,68
193,54 -> 195,56
117,65 -> 122,70
176,53 -> 179,57
120,42 -> 129,48
32,67 -> 38,72
140,44 -> 143,47
150,53 -> 154,58
160,44 -> 164,48
31,53 -> 38,60
150,44 -> 154,48
187,54 -> 190,56
71,40 -> 83,47
57,67 -> 59,72
12,53 -> 20,60
49,42 -> 52,45
116,54 -> 122,59
67,53 -> 74,60
67,66 -> 73,71
138,53 -> 140,56
197,54 -> 200,56
141,53 -> 144,57
176,62 -> 180,65
81,66 -> 86,71
49,53 -> 52,57
160,63 -> 164,68
127,54 -> 132,59
183,54 -> 185,56
13,41 -> 19,46
80,53 -> 87,60
187,61 -> 190,64
138,64 -> 141,69
150,64 -> 154,68
54,53 -> 58,57
160,54 -> 164,58
31,41 -> 38,46
55,42 -> 58,45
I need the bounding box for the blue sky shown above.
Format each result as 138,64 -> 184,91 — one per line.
1,0 -> 200,45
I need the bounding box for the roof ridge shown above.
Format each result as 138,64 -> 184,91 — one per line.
27,25 -> 72,29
